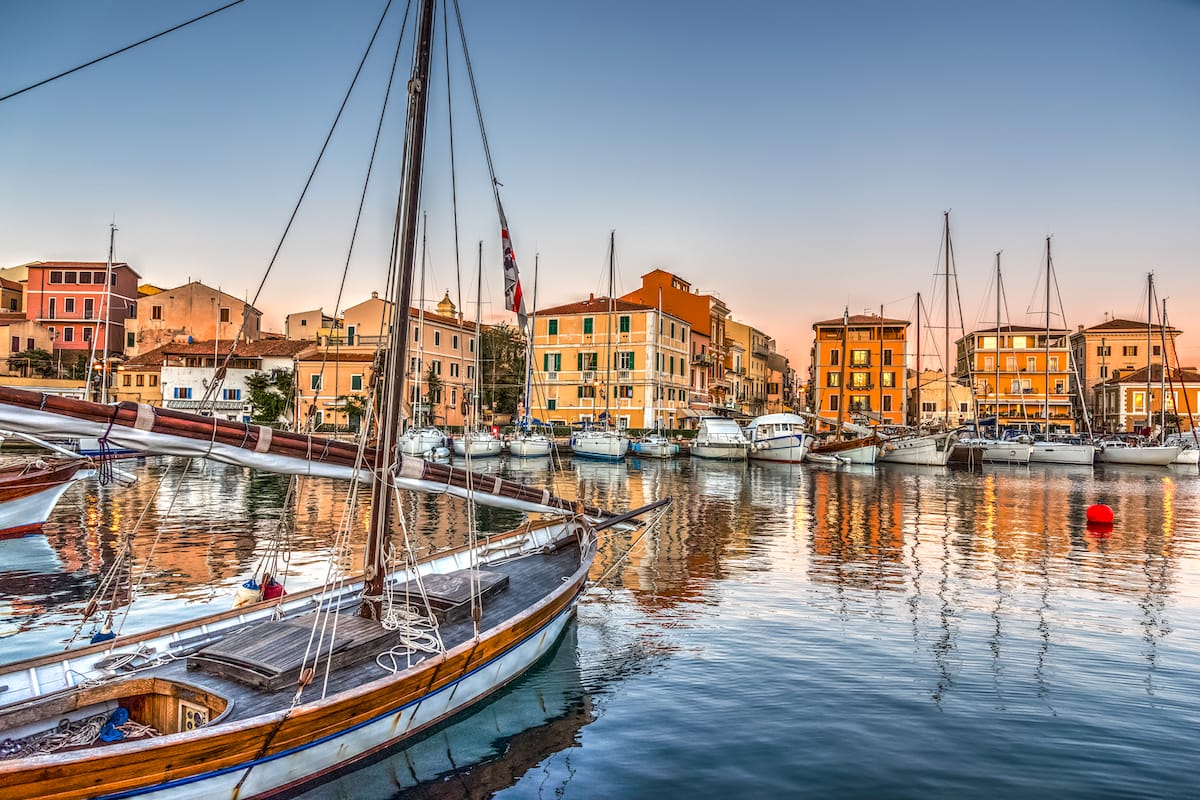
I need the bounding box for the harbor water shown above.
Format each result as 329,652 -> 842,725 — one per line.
3,455 -> 1199,798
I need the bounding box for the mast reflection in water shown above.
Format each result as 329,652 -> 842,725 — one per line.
3,456 -> 1198,798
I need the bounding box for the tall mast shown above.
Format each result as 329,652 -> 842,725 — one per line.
836,306 -> 848,436
362,0 -> 436,621
415,214 -> 427,427
1146,272 -> 1153,433
522,253 -> 539,428
1044,236 -> 1051,436
995,251 -> 1002,436
652,288 -> 662,431
474,241 -> 483,429
915,292 -> 922,427
101,223 -> 116,404
1159,297 -> 1169,433
943,212 -> 950,429
879,304 -> 884,424
604,230 -> 615,425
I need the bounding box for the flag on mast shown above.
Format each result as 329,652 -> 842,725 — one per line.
499,202 -> 527,331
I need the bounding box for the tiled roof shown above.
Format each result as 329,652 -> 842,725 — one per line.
0,277 -> 22,291
965,323 -> 1068,335
1102,364 -> 1200,385
538,296 -> 653,316
0,311 -> 27,324
1084,318 -> 1177,332
295,346 -> 377,363
813,314 -> 909,327
123,338 -> 309,367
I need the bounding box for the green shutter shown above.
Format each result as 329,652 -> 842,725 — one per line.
543,353 -> 549,371
554,353 -> 561,371
577,353 -> 583,371
629,351 -> 635,369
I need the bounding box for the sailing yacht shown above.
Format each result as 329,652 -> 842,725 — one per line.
0,4 -> 668,796
510,255 -> 553,458
569,232 -> 630,462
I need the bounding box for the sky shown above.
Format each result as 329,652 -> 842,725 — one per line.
1,0 -> 1197,372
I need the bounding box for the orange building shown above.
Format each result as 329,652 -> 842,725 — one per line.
810,313 -> 909,426
1094,364 -> 1200,433
955,323 -> 1075,434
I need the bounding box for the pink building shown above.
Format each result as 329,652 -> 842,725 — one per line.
24,261 -> 139,357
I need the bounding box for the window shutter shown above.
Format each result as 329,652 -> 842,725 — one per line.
577,353 -> 583,371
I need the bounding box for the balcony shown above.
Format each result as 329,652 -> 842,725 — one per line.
618,370 -> 632,381
545,372 -> 558,381
581,371 -> 596,383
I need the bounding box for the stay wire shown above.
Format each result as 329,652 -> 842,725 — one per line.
206,0 -> 397,404
0,0 -> 248,105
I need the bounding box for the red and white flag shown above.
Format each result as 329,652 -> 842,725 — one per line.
499,203 -> 527,331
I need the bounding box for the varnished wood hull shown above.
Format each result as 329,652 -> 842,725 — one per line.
0,460 -> 87,537
0,523 -> 595,800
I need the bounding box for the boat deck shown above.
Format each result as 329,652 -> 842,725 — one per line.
138,545 -> 582,724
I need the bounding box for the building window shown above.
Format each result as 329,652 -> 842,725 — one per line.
829,395 -> 840,411
62,327 -> 74,342
617,351 -> 635,370
1099,366 -> 1109,379
351,374 -> 363,391
577,385 -> 596,398
219,307 -> 231,323
619,315 -> 631,333
82,327 -> 92,342
922,401 -> 937,413
881,372 -> 895,387
467,365 -> 474,380
434,331 -> 441,346
469,338 -> 475,353
1152,345 -> 1161,357
616,385 -> 634,398
829,349 -> 839,366
583,317 -> 594,335
413,325 -> 419,342
26,338 -> 33,350
64,297 -> 79,314
49,270 -> 63,283
311,374 -> 322,391
1123,346 -> 1137,357
850,349 -> 870,366
547,398 -> 557,410
127,331 -> 135,348
151,305 -> 163,320
136,374 -> 145,386
547,319 -> 558,336
84,298 -> 94,319
882,395 -> 893,412
122,374 -> 131,386
126,302 -> 136,319
450,362 -> 459,377
850,372 -> 869,388
10,336 -> 19,352
223,388 -> 241,401
1049,356 -> 1059,371
543,352 -> 562,371
150,375 -> 158,387
452,334 -> 459,349
64,271 -> 77,283
174,387 -> 193,399
301,319 -> 308,326
1006,357 -> 1017,371
578,352 -> 599,371
882,350 -> 893,366
93,271 -> 105,283
827,372 -> 841,387
1097,345 -> 1111,356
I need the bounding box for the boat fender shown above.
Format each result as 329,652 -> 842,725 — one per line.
883,443 -> 895,452
90,626 -> 116,644
99,708 -> 130,742
262,575 -> 286,601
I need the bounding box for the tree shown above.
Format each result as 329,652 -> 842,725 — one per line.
246,368 -> 296,427
333,393 -> 368,432
6,347 -> 56,378
479,323 -> 526,417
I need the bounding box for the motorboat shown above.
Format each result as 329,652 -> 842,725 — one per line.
691,417 -> 750,461
631,432 -> 678,458
569,428 -> 629,461
744,413 -> 811,464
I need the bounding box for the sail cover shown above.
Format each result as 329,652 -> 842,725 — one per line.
0,387 -> 604,518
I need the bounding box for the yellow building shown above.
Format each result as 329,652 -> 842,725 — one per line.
530,295 -> 690,429
810,313 -> 909,426
1094,364 -> 1200,434
908,369 -> 973,427
1069,317 -> 1181,425
955,323 -> 1075,434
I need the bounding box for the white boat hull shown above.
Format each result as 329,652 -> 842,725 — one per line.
748,433 -> 811,464
1096,444 -> 1181,466
691,441 -> 749,460
509,436 -> 553,458
570,432 -> 629,461
807,443 -> 877,464
1028,443 -> 1095,465
1171,448 -> 1199,466
878,434 -> 955,466
399,429 -> 447,456
452,435 -> 503,458
631,438 -> 678,458
954,441 -> 1032,464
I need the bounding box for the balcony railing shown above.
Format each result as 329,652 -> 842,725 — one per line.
691,354 -> 713,367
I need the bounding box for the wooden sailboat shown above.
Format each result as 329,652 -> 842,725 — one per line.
0,5 -> 666,797
569,232 -> 630,461
0,456 -> 90,538
808,307 -> 878,464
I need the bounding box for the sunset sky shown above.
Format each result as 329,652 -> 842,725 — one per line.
1,0 -> 1197,371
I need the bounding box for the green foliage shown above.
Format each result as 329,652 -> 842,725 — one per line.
479,323 -> 526,416
333,393 -> 368,432
246,368 -> 295,427
6,347 -> 56,378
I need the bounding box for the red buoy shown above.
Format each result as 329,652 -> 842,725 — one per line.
1086,504 -> 1114,524
1087,520 -> 1114,538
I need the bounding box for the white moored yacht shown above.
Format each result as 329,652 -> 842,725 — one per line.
691,416 -> 750,461
744,413 -> 811,464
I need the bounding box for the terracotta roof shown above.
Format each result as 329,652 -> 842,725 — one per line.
295,346 -> 377,363
0,277 -> 22,291
1101,364 -> 1200,385
1084,318 -> 1177,332
538,296 -> 653,316
813,314 -> 909,328
122,338 -> 309,367
0,311 -> 27,324
410,307 -> 482,331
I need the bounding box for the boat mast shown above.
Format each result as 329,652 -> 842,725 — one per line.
943,212 -> 950,430
362,0 -> 436,621
522,253 -> 538,429
101,223 -> 116,404
836,306 -> 848,437
915,292 -> 922,428
879,304 -> 884,424
415,214 -> 427,428
1044,237 -> 1051,436
1146,272 -> 1153,434
994,251 -> 1002,437
653,287 -> 662,432
474,241 -> 483,430
605,230 -> 615,427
